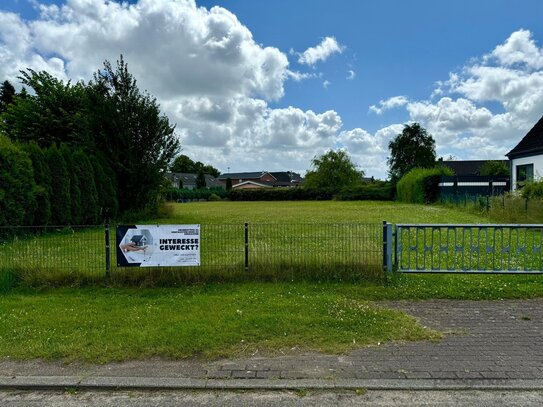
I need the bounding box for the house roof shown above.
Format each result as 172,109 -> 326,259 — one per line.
507,116 -> 543,158
269,171 -> 303,183
131,235 -> 146,243
218,171 -> 303,183
232,180 -> 275,188
218,171 -> 272,180
442,160 -> 509,177
165,172 -> 223,188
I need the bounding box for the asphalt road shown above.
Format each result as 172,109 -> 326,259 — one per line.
2,389 -> 543,407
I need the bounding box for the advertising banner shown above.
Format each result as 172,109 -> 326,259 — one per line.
116,225 -> 200,267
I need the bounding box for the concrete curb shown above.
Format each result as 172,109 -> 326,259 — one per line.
2,376 -> 543,391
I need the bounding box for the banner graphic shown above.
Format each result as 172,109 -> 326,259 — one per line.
116,225 -> 200,267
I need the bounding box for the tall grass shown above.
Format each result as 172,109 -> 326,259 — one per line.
0,201 -> 518,290
441,193 -> 543,224
0,222 -> 384,289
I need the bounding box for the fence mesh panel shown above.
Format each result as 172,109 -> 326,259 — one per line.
0,223 -> 384,286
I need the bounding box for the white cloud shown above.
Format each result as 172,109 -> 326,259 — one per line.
298,36 -> 344,66
2,3 -> 543,179
373,29 -> 543,164
369,96 -> 408,114
164,95 -> 344,173
3,0 -> 289,101
322,80 -> 331,89
489,29 -> 543,69
287,70 -> 317,82
347,69 -> 356,80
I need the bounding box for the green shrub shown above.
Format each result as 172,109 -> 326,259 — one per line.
396,166 -> 453,203
228,187 -> 333,201
208,193 -> 221,201
45,145 -> 71,225
165,187 -> 227,201
21,142 -> 52,225
336,182 -> 394,201
92,154 -> 119,220
0,135 -> 36,226
73,150 -> 100,224
521,180 -> 543,199
60,144 -> 82,224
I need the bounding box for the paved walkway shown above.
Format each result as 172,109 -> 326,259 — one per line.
1,299 -> 542,390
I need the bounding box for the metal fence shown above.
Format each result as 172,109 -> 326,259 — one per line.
0,223 -> 384,286
395,224 -> 543,273
439,175 -> 509,198
0,226 -> 106,285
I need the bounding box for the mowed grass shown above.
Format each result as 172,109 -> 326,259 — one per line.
2,274 -> 543,362
157,200 -> 491,224
0,283 -> 441,362
1,201 -> 492,288
1,201 -> 543,362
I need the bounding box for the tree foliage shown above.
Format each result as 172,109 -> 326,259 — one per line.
45,145 -> 71,225
388,123 -> 436,183
478,161 -> 509,177
60,144 -> 83,224
170,154 -> 220,177
0,135 -> 36,226
304,150 -> 364,193
0,55 -> 180,220
21,142 -> 52,225
73,149 -> 99,224
0,80 -> 16,113
1,71 -> 90,148
91,154 -> 119,220
196,169 -> 207,189
90,57 -> 180,213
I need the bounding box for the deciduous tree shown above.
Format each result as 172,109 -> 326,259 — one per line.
388,123 -> 436,183
304,150 -> 364,193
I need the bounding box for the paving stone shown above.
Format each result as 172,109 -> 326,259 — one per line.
231,370 -> 256,379
2,298 -> 543,386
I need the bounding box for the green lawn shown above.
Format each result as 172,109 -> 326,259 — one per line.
3,274 -> 543,362
1,201 -> 543,363
0,283 -> 441,362
0,201 -> 495,288
157,200 -> 491,224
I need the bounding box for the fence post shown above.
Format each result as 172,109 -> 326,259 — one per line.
105,223 -> 111,279
383,221 -> 393,273
244,222 -> 249,272
394,224 -> 398,271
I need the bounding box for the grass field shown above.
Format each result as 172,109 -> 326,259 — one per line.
0,201 -> 494,287
156,200 -> 491,224
1,201 -> 543,362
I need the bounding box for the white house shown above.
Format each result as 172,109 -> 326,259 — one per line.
507,116 -> 543,191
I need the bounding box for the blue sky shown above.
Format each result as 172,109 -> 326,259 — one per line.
1,0 -> 543,177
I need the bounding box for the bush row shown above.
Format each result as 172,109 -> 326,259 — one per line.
396,166 -> 453,204
164,187 -> 228,201
222,182 -> 394,202
335,182 -> 395,201
0,136 -> 118,227
228,187 -> 333,201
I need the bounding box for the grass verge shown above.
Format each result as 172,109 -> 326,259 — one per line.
0,282 -> 441,363
2,273 -> 543,363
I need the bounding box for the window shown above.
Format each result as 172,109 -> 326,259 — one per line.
516,163 -> 534,187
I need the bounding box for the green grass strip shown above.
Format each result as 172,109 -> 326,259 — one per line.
0,282 -> 441,363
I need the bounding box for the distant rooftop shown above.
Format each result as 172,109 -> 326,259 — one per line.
441,160 -> 508,176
